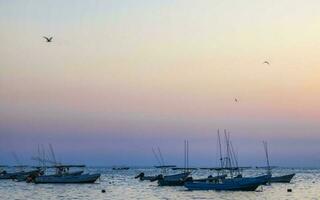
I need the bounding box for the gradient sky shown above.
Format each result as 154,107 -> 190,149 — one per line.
1,0 -> 320,167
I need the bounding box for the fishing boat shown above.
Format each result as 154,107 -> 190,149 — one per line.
262,141 -> 296,183
0,169 -> 41,180
270,173 -> 295,183
34,173 -> 100,184
135,172 -> 162,181
158,172 -> 191,186
14,168 -> 44,182
32,165 -> 100,184
158,140 -> 192,186
29,145 -> 100,184
184,130 -> 269,191
185,174 -> 270,191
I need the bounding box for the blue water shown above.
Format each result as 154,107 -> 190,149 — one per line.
0,167 -> 319,199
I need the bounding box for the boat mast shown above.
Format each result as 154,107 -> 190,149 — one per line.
224,129 -> 233,177
263,141 -> 271,175
217,129 -> 223,168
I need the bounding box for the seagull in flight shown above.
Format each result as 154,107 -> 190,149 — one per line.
43,36 -> 53,42
234,98 -> 238,103
263,61 -> 270,65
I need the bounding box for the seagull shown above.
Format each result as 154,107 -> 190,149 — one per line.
43,36 -> 53,42
263,61 -> 270,65
234,98 -> 238,103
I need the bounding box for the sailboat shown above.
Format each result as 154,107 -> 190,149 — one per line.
263,141 -> 295,183
184,130 -> 270,191
29,144 -> 100,184
157,140 -> 192,186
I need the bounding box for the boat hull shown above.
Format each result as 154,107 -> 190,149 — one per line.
34,173 -> 100,184
158,172 -> 191,186
185,175 -> 270,191
0,170 -> 40,180
270,173 -> 295,183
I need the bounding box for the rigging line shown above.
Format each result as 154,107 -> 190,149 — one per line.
152,148 -> 161,166
227,133 -> 236,168
37,144 -> 41,167
157,147 -> 165,166
230,141 -> 238,167
184,140 -> 186,170
49,144 -> 59,166
263,141 -> 271,174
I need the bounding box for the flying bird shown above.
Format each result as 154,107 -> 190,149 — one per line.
234,98 -> 238,103
263,61 -> 270,65
43,36 -> 53,42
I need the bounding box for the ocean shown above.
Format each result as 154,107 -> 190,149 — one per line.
0,167 -> 319,200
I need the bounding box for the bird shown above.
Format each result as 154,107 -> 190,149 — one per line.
234,98 -> 238,102
43,36 -> 53,42
263,61 -> 270,65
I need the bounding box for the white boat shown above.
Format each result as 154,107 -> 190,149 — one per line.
158,172 -> 191,186
34,173 -> 100,184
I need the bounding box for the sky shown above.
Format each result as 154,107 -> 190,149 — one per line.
0,0 -> 320,167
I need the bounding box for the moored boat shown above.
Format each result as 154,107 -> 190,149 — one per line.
0,169 -> 41,180
158,172 -> 191,186
185,174 -> 271,191
270,173 -> 295,183
32,165 -> 100,184
135,172 -> 162,181
262,141 -> 295,183
34,173 -> 100,184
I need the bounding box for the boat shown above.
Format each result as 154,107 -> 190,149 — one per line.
29,145 -> 100,184
34,173 -> 100,184
185,174 -> 271,191
135,172 -> 162,181
112,167 -> 130,170
158,140 -> 192,186
31,165 -> 100,184
14,169 -> 44,182
184,130 -> 269,191
262,141 -> 295,183
270,173 -> 295,183
158,172 -> 191,186
0,169 -> 41,180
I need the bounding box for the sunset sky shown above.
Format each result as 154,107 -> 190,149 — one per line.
1,0 -> 320,167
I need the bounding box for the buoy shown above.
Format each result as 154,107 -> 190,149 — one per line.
287,189 -> 292,192
101,189 -> 106,193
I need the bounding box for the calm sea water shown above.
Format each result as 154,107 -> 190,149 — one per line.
0,167 -> 319,200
